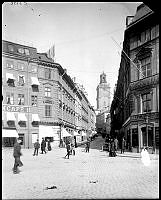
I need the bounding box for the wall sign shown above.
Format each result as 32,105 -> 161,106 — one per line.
3,104 -> 30,113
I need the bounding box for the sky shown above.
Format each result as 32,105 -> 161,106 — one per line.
2,2 -> 142,109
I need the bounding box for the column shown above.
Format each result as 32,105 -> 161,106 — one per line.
130,128 -> 132,152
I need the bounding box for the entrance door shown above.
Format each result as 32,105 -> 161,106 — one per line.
141,126 -> 153,147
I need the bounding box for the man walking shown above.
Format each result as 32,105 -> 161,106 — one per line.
85,140 -> 90,153
64,142 -> 71,159
33,139 -> 40,156
41,138 -> 46,154
13,138 -> 23,174
121,137 -> 126,154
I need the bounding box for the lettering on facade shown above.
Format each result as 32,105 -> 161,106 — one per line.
3,105 -> 30,113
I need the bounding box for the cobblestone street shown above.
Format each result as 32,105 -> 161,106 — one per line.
2,137 -> 159,199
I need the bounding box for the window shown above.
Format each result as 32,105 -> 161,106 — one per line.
8,45 -> 14,52
6,93 -> 14,105
18,94 -> 25,105
44,68 -> 51,79
140,57 -> 151,78
45,105 -> 52,117
17,63 -> 25,70
31,95 -> 38,106
45,87 -> 51,97
24,49 -> 30,55
18,48 -> 24,54
32,85 -> 39,92
7,79 -> 15,87
6,60 -> 14,69
31,65 -> 37,73
18,75 -> 25,86
142,93 -> 152,112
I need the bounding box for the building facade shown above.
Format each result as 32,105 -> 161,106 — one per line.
2,40 -> 96,148
110,4 -> 159,153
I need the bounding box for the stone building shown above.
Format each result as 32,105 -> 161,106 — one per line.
2,40 -> 96,148
110,3 -> 159,153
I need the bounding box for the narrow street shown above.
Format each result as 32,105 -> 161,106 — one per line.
2,136 -> 159,199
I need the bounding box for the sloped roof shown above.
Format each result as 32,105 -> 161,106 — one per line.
131,3 -> 153,24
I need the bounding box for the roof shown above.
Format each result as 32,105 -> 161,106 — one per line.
127,4 -> 153,27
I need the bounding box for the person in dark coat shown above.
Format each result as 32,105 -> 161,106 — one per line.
13,138 -> 23,174
47,139 -> 51,151
114,138 -> 118,152
64,143 -> 71,159
41,138 -> 46,154
33,139 -> 40,156
121,137 -> 126,154
109,139 -> 116,157
85,140 -> 90,153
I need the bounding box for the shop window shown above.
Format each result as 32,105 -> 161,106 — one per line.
18,75 -> 25,86
18,94 -> 25,105
142,93 -> 152,112
45,87 -> 51,97
45,105 -> 52,117
6,93 -> 14,105
31,95 -> 38,106
44,68 -> 51,79
32,121 -> 39,127
18,134 -> 24,145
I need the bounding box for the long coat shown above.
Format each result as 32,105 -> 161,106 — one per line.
34,141 -> 40,149
13,142 -> 22,157
121,139 -> 126,150
41,140 -> 46,150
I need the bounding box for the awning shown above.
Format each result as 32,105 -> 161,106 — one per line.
82,131 -> 86,136
2,129 -> 18,137
39,125 -> 58,137
31,77 -> 40,85
73,131 -> 80,136
6,112 -> 16,121
6,73 -> 15,80
32,114 -> 40,122
62,128 -> 72,137
18,113 -> 27,122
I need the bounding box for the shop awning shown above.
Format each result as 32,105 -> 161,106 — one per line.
32,114 -> 40,122
2,129 -> 18,137
18,113 -> 27,122
82,131 -> 86,136
39,125 -> 58,137
73,131 -> 80,136
6,112 -> 16,121
6,73 -> 15,80
62,128 -> 72,137
31,77 -> 40,85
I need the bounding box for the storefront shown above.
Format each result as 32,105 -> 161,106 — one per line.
2,128 -> 19,147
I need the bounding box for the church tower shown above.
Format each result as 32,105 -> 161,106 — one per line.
96,72 -> 111,112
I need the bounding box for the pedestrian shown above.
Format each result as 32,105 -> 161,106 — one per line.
85,140 -> 90,153
114,137 -> 118,152
109,139 -> 116,157
64,142 -> 71,159
47,139 -> 52,151
41,138 -> 46,154
33,139 -> 40,156
121,137 -> 126,154
12,138 -> 23,174
71,143 -> 75,155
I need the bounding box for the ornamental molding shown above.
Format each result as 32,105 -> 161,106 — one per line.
130,74 -> 159,91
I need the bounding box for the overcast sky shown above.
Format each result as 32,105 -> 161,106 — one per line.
3,2 -> 142,108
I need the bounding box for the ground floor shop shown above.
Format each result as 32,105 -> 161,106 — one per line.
122,112 -> 159,153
